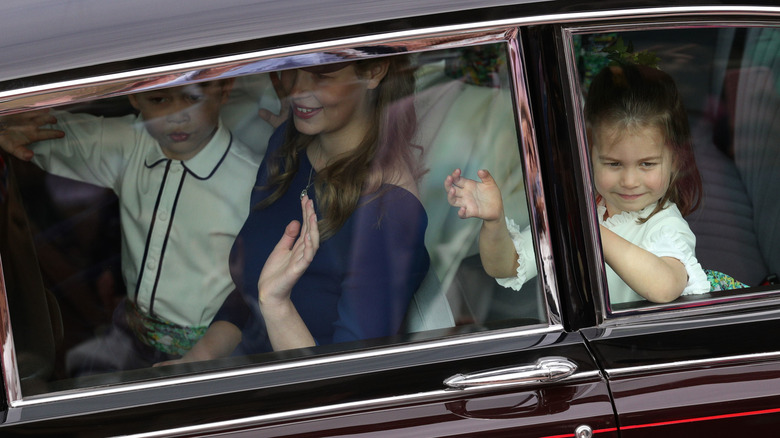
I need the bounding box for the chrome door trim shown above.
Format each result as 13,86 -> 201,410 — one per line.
122,369 -> 601,438
604,351 -> 780,378
443,356 -> 578,389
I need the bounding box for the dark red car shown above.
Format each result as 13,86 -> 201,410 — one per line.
1,0 -> 779,436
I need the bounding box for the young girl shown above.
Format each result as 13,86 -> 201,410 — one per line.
445,63 -> 710,304
165,55 -> 430,362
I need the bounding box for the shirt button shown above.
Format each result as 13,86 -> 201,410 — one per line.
147,258 -> 157,270
171,164 -> 183,173
158,209 -> 168,221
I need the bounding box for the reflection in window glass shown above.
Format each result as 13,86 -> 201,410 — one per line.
0,42 -> 540,396
573,26 -> 780,310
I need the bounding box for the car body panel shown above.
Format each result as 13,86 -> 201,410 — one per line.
0,0 -> 543,83
1,1 -> 779,436
584,309 -> 780,436
2,331 -> 617,437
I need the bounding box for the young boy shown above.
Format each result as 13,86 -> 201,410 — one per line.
0,80 -> 261,374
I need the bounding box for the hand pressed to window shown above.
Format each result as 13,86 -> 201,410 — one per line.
0,109 -> 65,161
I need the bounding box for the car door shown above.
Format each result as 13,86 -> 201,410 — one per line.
0,4 -> 618,436
585,313 -> 780,437
556,13 -> 780,438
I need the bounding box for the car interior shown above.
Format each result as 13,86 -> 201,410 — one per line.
0,42 -> 547,396
590,26 -> 780,311
1,23 -> 778,397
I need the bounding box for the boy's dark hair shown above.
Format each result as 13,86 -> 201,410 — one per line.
585,63 -> 702,219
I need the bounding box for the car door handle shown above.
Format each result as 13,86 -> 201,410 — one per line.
444,357 -> 577,389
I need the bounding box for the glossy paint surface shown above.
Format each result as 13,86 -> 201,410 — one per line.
584,310 -> 780,436
610,362 -> 780,436
209,381 -> 617,437
1,0 -> 780,436
1,332 -> 616,436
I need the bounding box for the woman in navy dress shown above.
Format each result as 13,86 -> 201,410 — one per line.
166,54 -> 430,360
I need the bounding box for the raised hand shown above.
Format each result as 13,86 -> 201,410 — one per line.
0,109 -> 64,161
444,168 -> 504,221
258,71 -> 292,129
257,194 -> 319,306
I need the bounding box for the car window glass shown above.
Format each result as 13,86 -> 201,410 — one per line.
572,25 -> 780,312
0,42 -> 545,398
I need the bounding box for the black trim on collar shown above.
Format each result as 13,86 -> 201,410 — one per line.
183,133 -> 233,181
145,156 -> 169,169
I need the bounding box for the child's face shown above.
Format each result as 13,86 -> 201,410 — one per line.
283,63 -> 385,145
591,122 -> 674,218
129,82 -> 232,161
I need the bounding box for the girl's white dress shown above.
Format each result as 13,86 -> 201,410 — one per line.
498,201 -> 710,303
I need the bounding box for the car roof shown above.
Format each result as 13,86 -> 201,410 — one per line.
1,0 -> 772,87
0,0 -> 543,84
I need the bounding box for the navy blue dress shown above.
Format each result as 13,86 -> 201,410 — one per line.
214,126 -> 430,354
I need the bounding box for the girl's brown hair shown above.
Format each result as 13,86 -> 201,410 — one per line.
584,63 -> 702,220
258,54 -> 423,239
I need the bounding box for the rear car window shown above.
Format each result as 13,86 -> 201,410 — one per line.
569,25 -> 780,313
0,41 -> 546,398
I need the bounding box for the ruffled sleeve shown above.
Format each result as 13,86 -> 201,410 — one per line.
644,220 -> 710,296
495,217 -> 538,291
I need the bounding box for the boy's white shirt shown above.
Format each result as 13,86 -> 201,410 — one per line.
498,201 -> 710,304
32,111 -> 261,327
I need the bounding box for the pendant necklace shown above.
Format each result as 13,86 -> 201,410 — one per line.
300,142 -> 322,200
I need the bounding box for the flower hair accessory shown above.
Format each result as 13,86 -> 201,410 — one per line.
602,37 -> 661,68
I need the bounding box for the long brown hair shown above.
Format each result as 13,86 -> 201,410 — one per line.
585,63 -> 702,221
258,54 -> 423,239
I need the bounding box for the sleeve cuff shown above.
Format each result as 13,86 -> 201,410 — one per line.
495,217 -> 534,291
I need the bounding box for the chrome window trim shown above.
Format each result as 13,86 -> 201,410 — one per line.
508,32 -> 561,326
0,0 -> 776,84
592,305 -> 780,341
10,324 -> 564,408
0,3 -> 776,411
597,293 -> 780,328
557,22 -> 608,324
0,259 -> 22,404
559,17 -> 780,323
1,6 -> 778,113
2,29 -> 513,113
604,351 -> 780,378
123,369 -> 603,438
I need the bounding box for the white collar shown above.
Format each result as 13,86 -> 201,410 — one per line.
143,120 -> 232,180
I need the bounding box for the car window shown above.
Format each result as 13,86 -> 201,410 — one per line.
568,24 -> 780,313
0,41 -> 547,398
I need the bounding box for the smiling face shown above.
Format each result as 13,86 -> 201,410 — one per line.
591,122 -> 674,218
283,63 -> 386,152
129,81 -> 232,160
